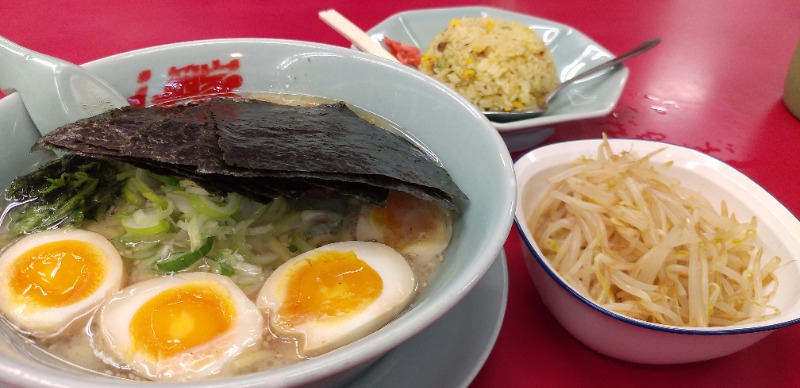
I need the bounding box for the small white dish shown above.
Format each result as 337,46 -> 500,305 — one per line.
365,6 -> 629,151
514,138 -> 800,364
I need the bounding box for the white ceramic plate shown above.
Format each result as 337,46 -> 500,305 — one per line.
365,6 -> 629,151
349,250 -> 507,387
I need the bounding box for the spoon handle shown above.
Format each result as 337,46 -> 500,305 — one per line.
0,35 -> 128,135
545,38 -> 661,105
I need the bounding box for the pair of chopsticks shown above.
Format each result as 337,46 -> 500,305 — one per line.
318,9 -> 399,63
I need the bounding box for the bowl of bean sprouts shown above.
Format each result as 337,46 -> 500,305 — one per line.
514,136 -> 800,364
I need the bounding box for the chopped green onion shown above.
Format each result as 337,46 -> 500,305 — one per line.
120,201 -> 174,235
122,179 -> 144,206
218,261 -> 235,276
131,174 -> 168,209
148,172 -> 180,187
188,193 -> 242,219
122,218 -> 170,235
156,237 -> 214,272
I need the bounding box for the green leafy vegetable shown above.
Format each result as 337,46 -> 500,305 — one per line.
5,155 -> 123,236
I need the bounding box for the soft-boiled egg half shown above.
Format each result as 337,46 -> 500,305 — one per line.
94,272 -> 264,382
257,241 -> 415,357
0,229 -> 123,338
356,190 -> 453,262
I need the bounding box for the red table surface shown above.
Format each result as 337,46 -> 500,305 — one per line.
2,1 -> 799,387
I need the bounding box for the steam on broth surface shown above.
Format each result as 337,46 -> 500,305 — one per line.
0,95 -> 460,382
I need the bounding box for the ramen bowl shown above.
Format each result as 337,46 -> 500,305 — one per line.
514,138 -> 800,364
0,39 -> 515,386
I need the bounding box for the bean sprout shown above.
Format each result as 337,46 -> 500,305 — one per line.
529,137 -> 781,327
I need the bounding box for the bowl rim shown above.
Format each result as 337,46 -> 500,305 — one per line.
513,137 -> 800,335
0,38 -> 516,386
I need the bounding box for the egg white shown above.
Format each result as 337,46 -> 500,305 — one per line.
0,229 -> 123,338
257,241 -> 416,357
93,272 -> 264,382
355,191 -> 453,261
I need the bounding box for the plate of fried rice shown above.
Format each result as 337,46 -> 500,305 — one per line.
364,6 -> 629,151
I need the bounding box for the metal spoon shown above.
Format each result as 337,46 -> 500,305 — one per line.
484,38 -> 661,123
0,35 -> 128,136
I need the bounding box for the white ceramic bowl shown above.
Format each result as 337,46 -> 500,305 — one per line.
365,6 -> 629,151
514,138 -> 800,364
0,39 -> 516,386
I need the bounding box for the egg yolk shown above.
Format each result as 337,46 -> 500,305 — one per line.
369,191 -> 445,250
8,240 -> 107,308
279,250 -> 382,326
130,284 -> 236,359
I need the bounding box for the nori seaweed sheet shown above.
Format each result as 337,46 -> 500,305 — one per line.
39,105 -> 176,156
36,98 -> 467,212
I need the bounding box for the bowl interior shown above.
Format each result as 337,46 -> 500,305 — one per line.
0,39 -> 515,386
514,138 -> 800,333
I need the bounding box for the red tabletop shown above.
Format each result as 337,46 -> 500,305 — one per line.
2,1 -> 799,387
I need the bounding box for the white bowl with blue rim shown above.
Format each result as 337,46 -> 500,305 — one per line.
514,138 -> 800,364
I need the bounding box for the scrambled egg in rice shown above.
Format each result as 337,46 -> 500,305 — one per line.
419,17 -> 558,112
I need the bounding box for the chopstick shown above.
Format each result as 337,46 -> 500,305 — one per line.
318,9 -> 399,63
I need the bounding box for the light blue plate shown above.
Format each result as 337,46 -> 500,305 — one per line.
365,6 -> 629,151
